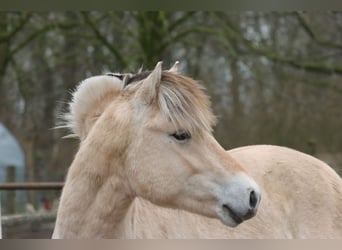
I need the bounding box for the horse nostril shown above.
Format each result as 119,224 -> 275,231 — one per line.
249,190 -> 258,209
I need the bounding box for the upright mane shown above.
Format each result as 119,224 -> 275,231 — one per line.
126,71 -> 217,134
61,66 -> 217,140
60,75 -> 124,139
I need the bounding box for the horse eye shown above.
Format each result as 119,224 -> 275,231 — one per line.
171,131 -> 191,141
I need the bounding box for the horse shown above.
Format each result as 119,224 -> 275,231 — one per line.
53,62 -> 342,238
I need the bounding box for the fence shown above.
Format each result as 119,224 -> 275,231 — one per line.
0,182 -> 64,238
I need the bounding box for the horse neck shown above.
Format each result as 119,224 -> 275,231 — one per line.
53,135 -> 133,238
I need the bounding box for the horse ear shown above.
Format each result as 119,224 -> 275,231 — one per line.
168,61 -> 180,74
138,64 -> 143,73
139,61 -> 163,104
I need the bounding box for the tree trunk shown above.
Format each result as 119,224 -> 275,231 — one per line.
22,138 -> 36,207
229,59 -> 244,146
0,13 -> 11,127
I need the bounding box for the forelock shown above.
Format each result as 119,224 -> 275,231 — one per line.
121,70 -> 216,134
158,72 -> 216,134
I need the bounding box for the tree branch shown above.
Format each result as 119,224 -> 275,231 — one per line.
295,12 -> 342,51
9,25 -> 52,58
0,12 -> 32,44
81,12 -> 127,68
5,19 -> 80,65
168,12 -> 197,32
158,25 -> 238,60
214,13 -> 342,75
108,12 -> 136,38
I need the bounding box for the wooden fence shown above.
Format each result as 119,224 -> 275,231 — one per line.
0,181 -> 64,239
0,182 -> 64,190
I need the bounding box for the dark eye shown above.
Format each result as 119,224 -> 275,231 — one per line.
171,131 -> 191,141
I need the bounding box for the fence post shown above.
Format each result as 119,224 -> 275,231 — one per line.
6,166 -> 16,214
0,191 -> 2,239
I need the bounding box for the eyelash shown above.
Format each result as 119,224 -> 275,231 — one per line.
170,131 -> 191,141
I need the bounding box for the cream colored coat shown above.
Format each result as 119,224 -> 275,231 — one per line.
53,63 -> 342,238
118,145 -> 342,238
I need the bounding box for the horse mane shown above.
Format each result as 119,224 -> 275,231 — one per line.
156,72 -> 217,134
59,69 -> 217,140
59,75 -> 124,139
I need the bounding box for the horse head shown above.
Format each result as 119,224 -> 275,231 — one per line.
63,61 -> 261,227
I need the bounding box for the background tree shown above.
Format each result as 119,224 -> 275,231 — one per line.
0,11 -> 341,208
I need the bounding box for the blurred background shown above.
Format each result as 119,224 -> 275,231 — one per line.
0,11 -> 341,237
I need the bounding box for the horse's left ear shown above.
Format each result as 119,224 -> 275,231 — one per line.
168,61 -> 180,74
139,61 -> 163,104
